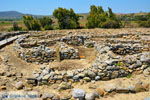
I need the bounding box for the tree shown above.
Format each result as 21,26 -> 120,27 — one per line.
39,16 -> 53,30
53,8 -> 80,29
86,5 -> 121,28
86,5 -> 107,28
23,16 -> 41,31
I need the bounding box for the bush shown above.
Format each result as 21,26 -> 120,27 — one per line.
53,8 -> 80,29
139,21 -> 150,28
9,22 -> 22,31
39,17 -> 53,30
86,5 -> 121,28
23,16 -> 41,31
23,16 -> 53,30
44,25 -> 53,30
101,20 -> 121,28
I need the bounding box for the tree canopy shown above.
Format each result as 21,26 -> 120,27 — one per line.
86,5 -> 121,28
53,8 -> 80,29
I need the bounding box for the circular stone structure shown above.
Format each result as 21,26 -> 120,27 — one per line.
13,31 -> 150,86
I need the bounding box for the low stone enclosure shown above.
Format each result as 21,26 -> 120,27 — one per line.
15,35 -> 88,63
12,31 -> 150,86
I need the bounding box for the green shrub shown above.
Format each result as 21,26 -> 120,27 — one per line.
39,17 -> 53,30
9,22 -> 22,31
101,20 -> 121,28
44,25 -> 53,30
139,21 -> 150,28
31,19 -> 41,30
23,16 -> 41,31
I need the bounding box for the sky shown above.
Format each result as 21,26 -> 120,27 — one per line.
0,0 -> 150,15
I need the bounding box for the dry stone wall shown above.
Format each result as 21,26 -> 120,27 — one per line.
0,31 -> 27,41
15,35 -> 90,63
19,45 -> 56,63
27,43 -> 150,85
12,32 -> 150,86
59,42 -> 79,60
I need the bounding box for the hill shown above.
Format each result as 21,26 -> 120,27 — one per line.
0,11 -> 44,20
0,11 -> 23,19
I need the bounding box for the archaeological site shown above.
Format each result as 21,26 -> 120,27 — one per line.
0,28 -> 149,100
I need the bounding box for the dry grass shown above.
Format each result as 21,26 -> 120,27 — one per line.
0,21 -> 25,31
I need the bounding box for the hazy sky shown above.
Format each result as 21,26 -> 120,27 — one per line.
0,0 -> 150,15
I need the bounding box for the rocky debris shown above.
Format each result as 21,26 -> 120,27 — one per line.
15,81 -> 24,90
72,89 -> 86,99
140,52 -> 150,63
58,82 -> 72,90
52,95 -> 60,100
110,45 -> 142,55
19,41 -> 38,48
70,82 -> 149,100
85,92 -> 98,100
143,67 -> 150,76
84,41 -> 95,48
60,35 -> 88,46
59,42 -> 79,60
83,77 -> 91,82
27,78 -> 37,86
42,93 -> 55,100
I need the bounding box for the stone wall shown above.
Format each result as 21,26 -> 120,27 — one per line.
15,35 -> 90,63
60,35 -> 88,46
0,31 -> 27,41
16,39 -> 80,63
13,34 -> 149,85
19,45 -> 56,63
27,43 -> 150,85
59,42 -> 79,60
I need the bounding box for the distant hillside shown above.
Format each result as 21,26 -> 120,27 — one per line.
0,11 -> 23,19
0,11 -> 44,20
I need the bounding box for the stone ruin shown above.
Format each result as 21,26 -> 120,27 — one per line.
0,30 -> 149,100
13,32 -> 150,86
15,35 -> 88,64
59,42 -> 79,60
17,43 -> 80,64
19,45 -> 56,63
27,43 -> 150,85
